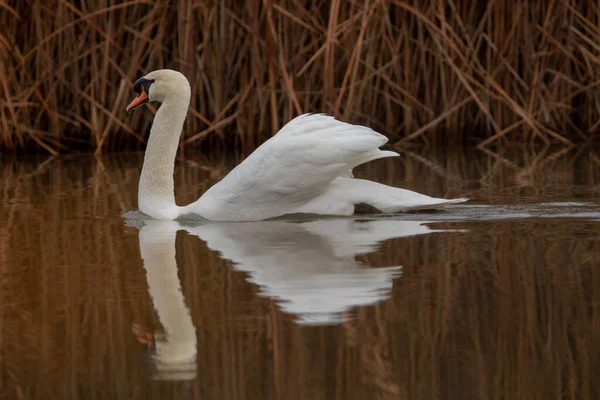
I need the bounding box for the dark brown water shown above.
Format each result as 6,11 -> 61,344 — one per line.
1,148 -> 599,399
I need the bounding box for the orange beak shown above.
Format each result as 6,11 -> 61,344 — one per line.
126,86 -> 149,112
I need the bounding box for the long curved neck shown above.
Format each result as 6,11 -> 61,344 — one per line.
139,96 -> 189,220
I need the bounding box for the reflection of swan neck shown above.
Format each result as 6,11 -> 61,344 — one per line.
144,253 -> 196,362
139,223 -> 197,373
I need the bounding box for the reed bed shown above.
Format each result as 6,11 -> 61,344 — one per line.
1,1 -> 600,154
1,149 -> 599,399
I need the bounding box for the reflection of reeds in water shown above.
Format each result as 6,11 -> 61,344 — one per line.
0,150 -> 599,399
374,220 -> 600,399
3,2 -> 600,153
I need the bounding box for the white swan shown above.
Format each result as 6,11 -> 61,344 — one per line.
126,69 -> 467,221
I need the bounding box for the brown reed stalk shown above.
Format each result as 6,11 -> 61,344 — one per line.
1,1 -> 600,153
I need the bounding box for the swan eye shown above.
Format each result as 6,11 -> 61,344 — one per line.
133,78 -> 155,95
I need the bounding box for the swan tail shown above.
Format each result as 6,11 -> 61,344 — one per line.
350,178 -> 468,212
295,177 -> 468,215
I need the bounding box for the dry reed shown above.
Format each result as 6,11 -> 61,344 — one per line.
1,1 -> 600,154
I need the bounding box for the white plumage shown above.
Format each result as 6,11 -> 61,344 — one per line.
129,70 -> 467,221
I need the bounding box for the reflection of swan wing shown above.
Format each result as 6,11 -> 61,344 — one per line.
139,221 -> 197,379
185,219 -> 444,325
185,219 -> 439,265
301,219 -> 441,258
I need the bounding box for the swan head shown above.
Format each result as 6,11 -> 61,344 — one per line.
126,69 -> 191,112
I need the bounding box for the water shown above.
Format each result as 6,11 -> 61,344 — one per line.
1,148 -> 599,399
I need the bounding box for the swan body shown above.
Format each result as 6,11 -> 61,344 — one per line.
127,69 -> 467,221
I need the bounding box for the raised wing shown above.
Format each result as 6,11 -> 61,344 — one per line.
194,114 -> 397,219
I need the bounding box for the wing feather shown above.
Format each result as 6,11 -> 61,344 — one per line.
194,114 -> 398,219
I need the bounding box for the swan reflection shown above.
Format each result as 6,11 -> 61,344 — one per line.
183,218 -> 449,325
130,214 -> 457,332
137,221 -> 197,381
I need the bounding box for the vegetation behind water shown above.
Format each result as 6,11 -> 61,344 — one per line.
2,1 -> 600,154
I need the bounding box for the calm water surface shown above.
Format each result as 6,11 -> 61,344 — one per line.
1,148 -> 599,399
